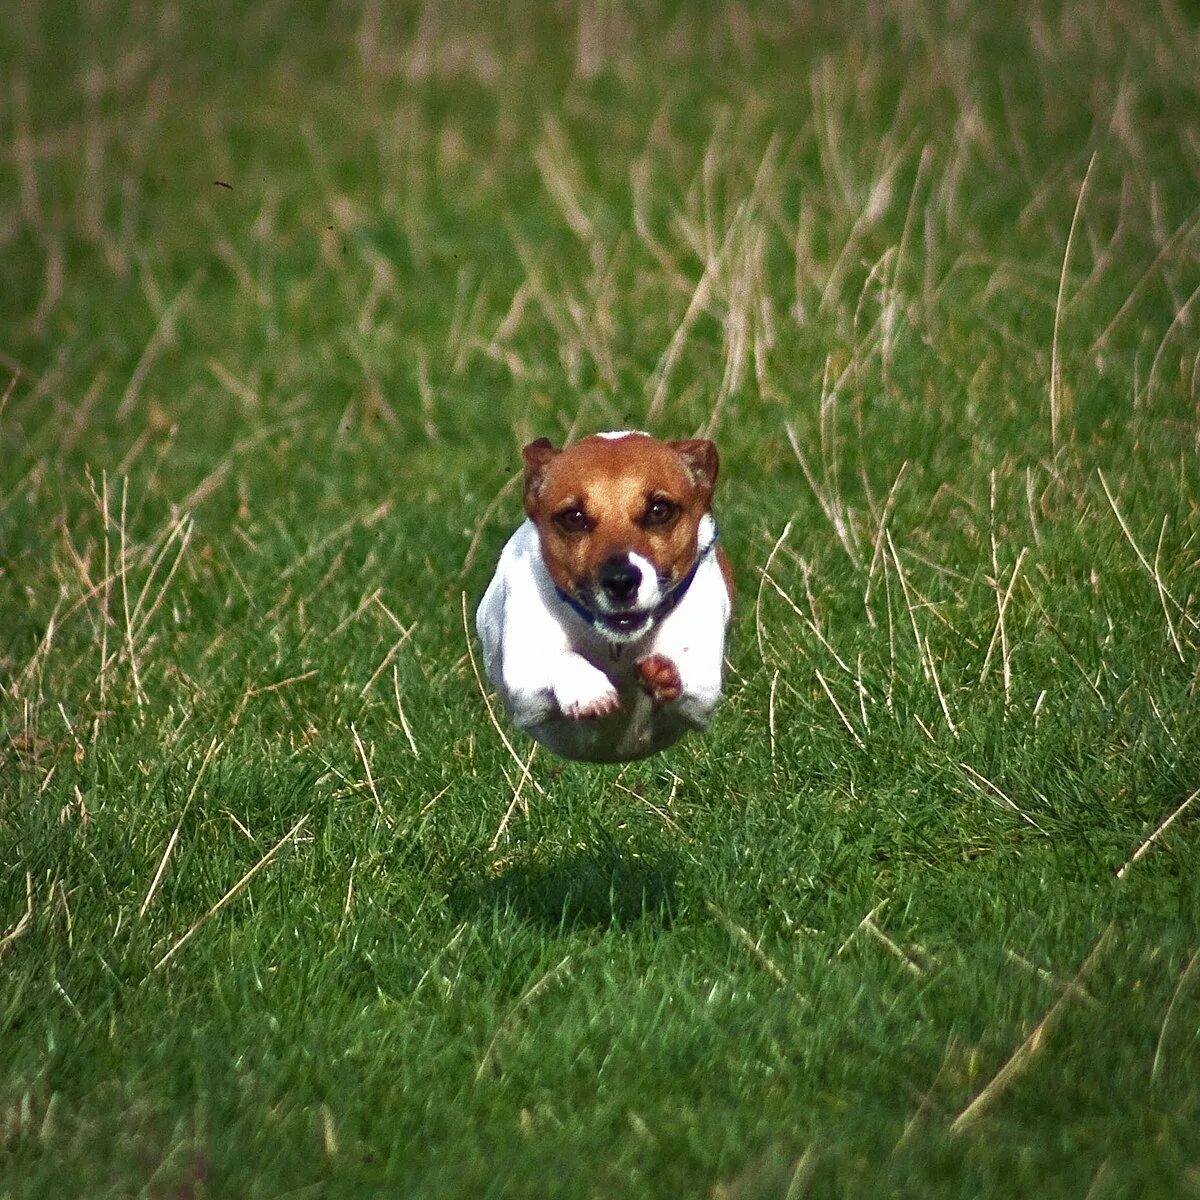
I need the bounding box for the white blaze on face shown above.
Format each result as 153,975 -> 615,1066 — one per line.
594,429 -> 651,440
627,550 -> 663,610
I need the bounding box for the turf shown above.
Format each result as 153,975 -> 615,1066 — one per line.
2,2 -> 1200,1197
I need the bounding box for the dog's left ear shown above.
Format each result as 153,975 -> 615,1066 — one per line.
670,438 -> 719,505
522,437 -> 560,516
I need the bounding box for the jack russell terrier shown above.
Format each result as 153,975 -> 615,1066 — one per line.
476,431 -> 733,762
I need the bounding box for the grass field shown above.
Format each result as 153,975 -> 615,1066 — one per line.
3,1 -> 1200,1196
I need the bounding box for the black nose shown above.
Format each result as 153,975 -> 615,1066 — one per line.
598,556 -> 641,604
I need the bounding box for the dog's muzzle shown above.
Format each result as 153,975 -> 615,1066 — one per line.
597,555 -> 642,607
553,523 -> 718,638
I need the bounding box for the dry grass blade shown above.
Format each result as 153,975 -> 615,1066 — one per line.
768,668 -> 779,759
754,520 -> 793,667
359,619 -> 416,698
951,924 -> 1114,1133
980,546 -> 1029,690
412,922 -> 470,997
786,420 -> 862,570
1004,948 -> 1099,1008
706,901 -> 799,993
0,873 -> 35,959
862,914 -> 926,977
139,824 -> 183,921
475,954 -> 573,1081
886,533 -> 959,738
1145,279 -> 1200,406
1151,946 -> 1200,1083
460,470 -> 522,577
761,571 -> 851,673
862,461 -> 909,622
153,815 -> 309,971
1153,517 -> 1187,664
1091,205 -> 1200,352
814,668 -> 866,749
118,479 -> 147,708
1116,785 -> 1200,879
0,371 -> 17,421
1098,471 -> 1197,634
247,670 -> 318,697
534,117 -> 594,241
117,269 -> 206,419
140,734 -> 225,918
351,723 -> 385,819
487,742 -> 538,852
613,777 -> 684,834
391,663 -> 419,755
647,267 -> 717,421
130,512 -> 193,640
279,502 -> 392,581
1049,150 -> 1096,453
959,761 -> 1049,836
460,592 -> 545,796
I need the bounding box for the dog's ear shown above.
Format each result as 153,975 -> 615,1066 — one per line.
522,437 -> 560,516
670,438 -> 719,506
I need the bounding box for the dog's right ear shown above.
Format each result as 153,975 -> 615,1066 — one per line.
522,438 -> 560,517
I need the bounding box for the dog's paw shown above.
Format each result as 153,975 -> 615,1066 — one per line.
566,691 -> 621,720
554,657 -> 621,720
637,654 -> 682,705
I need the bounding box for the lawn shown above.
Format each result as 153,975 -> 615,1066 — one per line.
2,1 -> 1199,1196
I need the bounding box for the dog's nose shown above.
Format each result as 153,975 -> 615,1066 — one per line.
598,556 -> 641,605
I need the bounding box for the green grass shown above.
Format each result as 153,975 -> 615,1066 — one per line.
2,1 -> 1200,1196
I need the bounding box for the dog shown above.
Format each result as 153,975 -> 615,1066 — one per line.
476,431 -> 733,762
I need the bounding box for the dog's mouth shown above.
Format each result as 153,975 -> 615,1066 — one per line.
585,574 -> 669,636
553,527 -> 715,642
595,609 -> 653,635
556,583 -> 662,640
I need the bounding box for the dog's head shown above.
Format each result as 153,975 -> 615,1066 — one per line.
522,431 -> 718,640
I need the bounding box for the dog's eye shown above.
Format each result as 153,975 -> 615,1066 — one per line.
553,507 -> 591,534
642,497 -> 679,527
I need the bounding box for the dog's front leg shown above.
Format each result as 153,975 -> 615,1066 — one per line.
641,563 -> 730,731
500,645 -> 618,726
640,647 -> 722,730
549,653 -> 620,720
637,654 -> 683,705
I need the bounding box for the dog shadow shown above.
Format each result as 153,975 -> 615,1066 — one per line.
448,844 -> 676,931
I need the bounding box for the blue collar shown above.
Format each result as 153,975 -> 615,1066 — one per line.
554,524 -> 717,634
